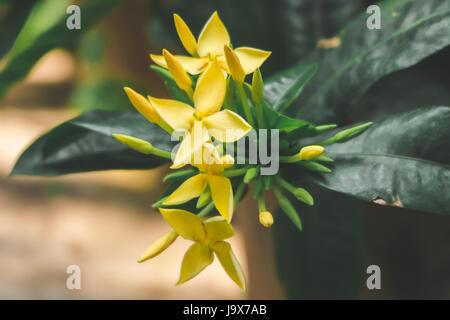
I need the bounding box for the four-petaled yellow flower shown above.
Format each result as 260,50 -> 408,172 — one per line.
151,11 -> 271,78
147,59 -> 251,168
164,143 -> 235,222
143,208 -> 246,290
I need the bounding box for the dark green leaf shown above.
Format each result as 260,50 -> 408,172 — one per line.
11,111 -> 175,176
0,0 -> 37,60
0,0 -> 122,98
302,106 -> 450,215
264,63 -> 318,112
262,102 -> 312,134
298,0 -> 450,123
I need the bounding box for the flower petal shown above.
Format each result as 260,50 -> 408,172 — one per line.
147,95 -> 194,131
193,60 -> 226,117
124,87 -> 161,124
173,14 -> 197,55
192,142 -> 222,170
224,45 -> 245,83
213,241 -> 246,291
197,11 -> 230,57
138,231 -> 178,263
172,122 -> 210,169
163,174 -> 208,205
208,174 -> 234,222
203,109 -> 252,143
203,216 -> 234,242
150,54 -> 208,75
177,243 -> 214,285
234,47 -> 271,74
163,49 -> 192,92
159,208 -> 205,242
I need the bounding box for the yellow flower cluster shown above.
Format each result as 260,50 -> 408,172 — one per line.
115,12 -> 330,290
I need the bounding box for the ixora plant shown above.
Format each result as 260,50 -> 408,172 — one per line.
109,12 -> 373,290
7,1 -> 450,298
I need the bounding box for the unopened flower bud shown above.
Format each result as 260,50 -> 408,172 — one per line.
333,122 -> 373,142
112,134 -> 154,154
259,211 -> 273,227
138,231 -> 178,263
251,68 -> 264,105
244,167 -> 259,184
196,188 -> 211,208
299,145 -> 325,160
163,49 -> 193,94
292,187 -> 314,206
124,87 -> 161,124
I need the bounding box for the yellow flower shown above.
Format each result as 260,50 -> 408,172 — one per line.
163,49 -> 193,98
147,60 -> 251,169
223,45 -> 245,83
164,143 -> 235,222
160,208 -> 246,290
123,87 -> 173,133
150,11 -> 271,76
138,231 -> 178,263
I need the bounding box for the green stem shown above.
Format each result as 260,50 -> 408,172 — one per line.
151,147 -> 172,159
255,102 -> 266,128
257,194 -> 266,212
197,201 -> 215,218
279,154 -> 300,163
237,82 -> 255,127
234,182 -> 247,208
185,87 -> 194,101
222,167 -> 248,177
274,175 -> 296,193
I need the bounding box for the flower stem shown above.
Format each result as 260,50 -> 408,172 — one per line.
197,201 -> 215,218
222,167 -> 248,177
237,82 -> 255,127
255,102 -> 266,128
257,194 -> 266,212
274,175 -> 296,193
151,147 -> 172,159
234,182 -> 247,208
279,154 -> 300,163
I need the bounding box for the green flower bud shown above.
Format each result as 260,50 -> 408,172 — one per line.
292,187 -> 314,206
112,134 -> 154,154
297,160 -> 332,173
273,187 -> 302,231
334,122 -> 373,142
251,68 -> 264,105
244,167 -> 260,184
196,188 -> 211,209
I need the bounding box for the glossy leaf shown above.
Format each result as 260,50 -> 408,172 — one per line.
301,106 -> 450,215
0,0 -> 122,98
264,63 -> 318,112
0,0 -> 37,60
11,111 -> 175,176
298,0 -> 450,123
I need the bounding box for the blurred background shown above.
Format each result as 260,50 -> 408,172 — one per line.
1,0 -> 449,299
